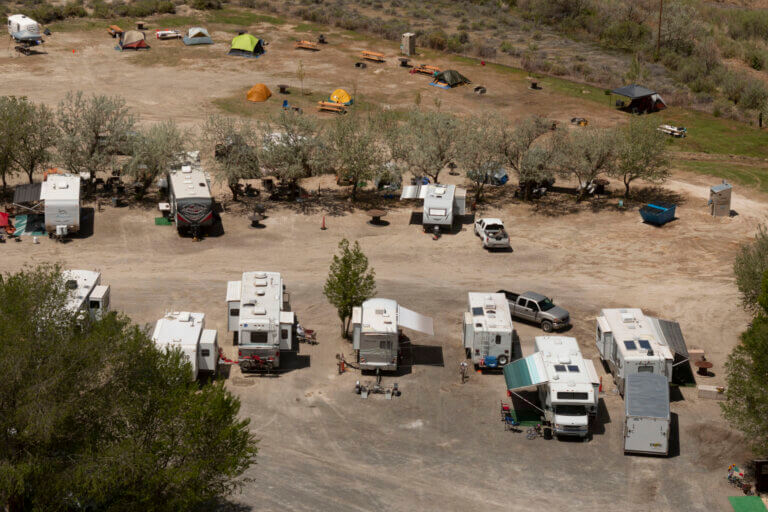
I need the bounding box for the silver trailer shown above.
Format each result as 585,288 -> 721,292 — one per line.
400,184 -> 467,231
463,292 -> 515,369
167,152 -> 214,238
624,373 -> 670,456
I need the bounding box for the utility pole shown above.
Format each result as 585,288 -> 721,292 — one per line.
656,0 -> 663,57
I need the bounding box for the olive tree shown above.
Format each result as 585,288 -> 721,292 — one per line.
0,96 -> 22,192
55,91 -> 136,181
611,116 -> 670,198
325,114 -> 385,199
553,126 -> 617,201
201,115 -> 261,201
400,111 -> 458,184
323,239 -> 376,337
12,100 -> 57,184
734,225 -> 768,313
125,120 -> 186,198
456,114 -> 504,203
492,115 -> 554,201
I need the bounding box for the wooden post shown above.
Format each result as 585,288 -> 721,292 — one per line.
656,0 -> 663,57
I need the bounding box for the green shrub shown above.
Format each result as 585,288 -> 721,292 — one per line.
425,29 -> 447,50
600,20 -> 650,51
189,0 -> 221,9
741,79 -> 768,110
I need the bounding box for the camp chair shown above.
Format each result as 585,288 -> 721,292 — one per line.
107,25 -> 123,38
500,401 -> 519,431
361,50 -> 385,62
317,101 -> 346,114
295,40 -> 319,51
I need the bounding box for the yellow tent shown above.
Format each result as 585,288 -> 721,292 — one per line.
330,88 -> 352,105
247,84 -> 272,102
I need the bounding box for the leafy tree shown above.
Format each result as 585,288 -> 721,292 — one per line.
553,126 -> 617,201
258,111 -> 324,194
324,239 -> 376,337
0,97 -> 22,193
0,265 -> 257,511
456,114 -> 504,203
734,225 -> 768,312
721,270 -> 768,456
201,115 -> 261,201
125,120 -> 186,198
12,99 -> 57,184
325,115 -> 385,199
492,115 -> 554,201
55,91 -> 136,182
611,116 -> 670,198
400,111 -> 458,184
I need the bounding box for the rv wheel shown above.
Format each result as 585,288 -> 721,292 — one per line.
497,355 -> 508,366
541,320 -> 553,333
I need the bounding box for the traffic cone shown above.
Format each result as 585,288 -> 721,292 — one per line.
321,216 -> 327,230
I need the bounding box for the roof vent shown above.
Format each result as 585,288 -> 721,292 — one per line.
256,289 -> 265,296
182,165 -> 192,173
179,312 -> 191,322
558,356 -> 570,364
253,307 -> 267,315
621,312 -> 634,323
254,279 -> 268,287
254,272 -> 267,279
65,279 -> 78,290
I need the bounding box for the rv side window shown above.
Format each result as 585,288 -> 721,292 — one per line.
557,392 -> 589,400
201,349 -> 210,357
379,340 -> 392,350
495,335 -> 501,344
230,308 -> 240,316
89,300 -> 100,310
281,329 -> 288,340
638,365 -> 654,373
251,332 -> 268,344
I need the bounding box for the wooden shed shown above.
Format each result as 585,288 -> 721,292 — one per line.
709,181 -> 732,217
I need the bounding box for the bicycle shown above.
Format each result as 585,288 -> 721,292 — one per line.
526,424 -> 542,440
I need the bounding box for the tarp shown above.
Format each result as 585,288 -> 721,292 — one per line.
330,88 -> 352,105
612,84 -> 656,99
121,30 -> 149,49
503,353 -> 547,391
183,27 -> 212,46
13,183 -> 42,204
625,373 -> 669,419
247,83 -> 272,102
228,34 -> 264,57
397,306 -> 434,335
433,70 -> 470,87
729,497 -> 768,512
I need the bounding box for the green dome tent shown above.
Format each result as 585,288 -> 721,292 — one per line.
431,69 -> 471,88
228,33 -> 264,58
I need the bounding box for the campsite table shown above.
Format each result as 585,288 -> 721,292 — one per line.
398,57 -> 410,67
278,84 -> 289,94
695,360 -> 713,376
367,209 -> 387,225
249,213 -> 265,228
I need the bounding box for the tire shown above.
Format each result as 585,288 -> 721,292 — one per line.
541,320 -> 553,333
497,354 -> 509,366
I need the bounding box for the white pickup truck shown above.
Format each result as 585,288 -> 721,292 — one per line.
474,218 -> 509,250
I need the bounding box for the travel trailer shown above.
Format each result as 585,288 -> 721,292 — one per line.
151,311 -> 219,381
504,336 -> 600,438
7,14 -> 41,41
400,184 -> 467,231
41,174 -> 81,236
352,298 -> 434,372
623,373 -> 670,456
62,270 -> 110,320
595,308 -> 674,395
226,271 -> 295,371
167,152 -> 214,238
462,292 -> 515,369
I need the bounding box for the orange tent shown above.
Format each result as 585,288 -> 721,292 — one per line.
246,84 -> 272,102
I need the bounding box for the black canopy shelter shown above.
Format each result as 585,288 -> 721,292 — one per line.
612,84 -> 666,113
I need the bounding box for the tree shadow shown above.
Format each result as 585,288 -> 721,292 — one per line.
196,498 -> 253,512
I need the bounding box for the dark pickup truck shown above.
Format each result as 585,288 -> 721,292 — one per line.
497,290 -> 570,332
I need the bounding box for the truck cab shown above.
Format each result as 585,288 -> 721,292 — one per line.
498,290 -> 570,332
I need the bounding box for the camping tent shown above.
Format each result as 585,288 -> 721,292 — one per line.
228,33 -> 264,58
183,27 -> 212,46
612,83 -> 666,113
432,70 -> 471,87
120,30 -> 149,50
330,88 -> 352,105
247,83 -> 272,102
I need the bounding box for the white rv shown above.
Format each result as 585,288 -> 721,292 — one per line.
623,372 -> 670,456
167,152 -> 214,237
7,14 -> 41,41
62,270 -> 110,320
503,336 -> 600,438
151,311 -> 219,381
351,298 -> 434,372
400,184 -> 467,231
40,174 -> 81,236
595,308 -> 674,395
226,271 -> 295,371
463,292 -> 515,369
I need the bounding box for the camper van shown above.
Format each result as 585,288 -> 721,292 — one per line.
152,311 -> 219,381
463,292 -> 515,369
352,298 -> 434,372
41,174 -> 81,236
400,184 -> 467,231
503,336 -> 599,438
595,308 -> 674,395
226,271 -> 295,371
7,14 -> 41,40
167,152 -> 214,238
62,270 -> 110,320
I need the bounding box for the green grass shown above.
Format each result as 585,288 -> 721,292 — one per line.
48,18 -> 126,32
206,9 -> 285,26
675,159 -> 768,195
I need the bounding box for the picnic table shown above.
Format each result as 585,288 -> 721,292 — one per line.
362,50 -> 385,62
317,101 -> 346,114
367,209 -> 387,225
413,64 -> 440,76
295,40 -> 319,51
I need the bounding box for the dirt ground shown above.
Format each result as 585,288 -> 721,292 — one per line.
2,22 -> 768,512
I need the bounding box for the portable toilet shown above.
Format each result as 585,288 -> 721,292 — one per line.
401,32 -> 415,56
709,181 -> 732,217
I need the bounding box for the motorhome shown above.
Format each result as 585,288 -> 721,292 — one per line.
462,292 -> 515,369
400,184 -> 467,231
62,270 -> 110,320
226,271 -> 295,371
623,373 -> 670,456
151,311 -> 219,380
41,174 -> 81,236
595,308 -> 674,395
167,152 -> 214,237
352,298 -> 434,372
7,14 -> 41,41
503,336 -> 600,438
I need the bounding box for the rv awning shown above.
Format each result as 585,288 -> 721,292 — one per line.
503,353 -> 547,391
397,306 -> 434,335
649,317 -> 689,360
400,185 -> 427,200
611,84 -> 655,99
13,183 -> 42,204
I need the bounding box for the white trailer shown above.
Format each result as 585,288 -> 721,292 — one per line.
463,292 -> 515,369
400,184 -> 467,231
167,152 -> 214,237
595,308 -> 673,395
624,373 -> 670,456
7,14 -> 41,40
40,174 -> 81,236
503,336 -> 600,438
152,311 -> 219,380
62,270 -> 110,320
352,298 -> 434,372
226,271 -> 295,371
